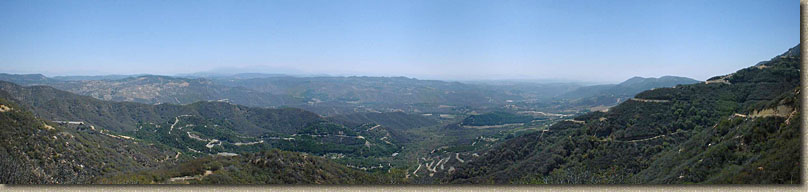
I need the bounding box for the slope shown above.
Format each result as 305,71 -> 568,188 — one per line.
96,149 -> 406,184
0,81 -> 322,135
442,44 -> 801,184
0,80 -> 406,165
0,74 -> 301,107
0,98 -> 176,184
562,76 -> 700,108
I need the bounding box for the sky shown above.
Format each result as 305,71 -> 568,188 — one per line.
0,0 -> 799,83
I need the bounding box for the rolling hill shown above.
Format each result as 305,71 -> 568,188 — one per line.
96,149 -> 402,184
0,80 -> 406,164
0,97 -> 176,184
0,81 -> 410,184
0,74 -> 301,107
440,44 -> 801,184
561,76 -> 701,109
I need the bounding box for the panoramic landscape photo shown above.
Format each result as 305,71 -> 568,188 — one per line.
0,0 -> 801,184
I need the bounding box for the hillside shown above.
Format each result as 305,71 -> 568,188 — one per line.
460,111 -> 534,126
0,81 -> 322,135
0,98 -> 176,184
326,111 -> 441,144
561,76 -> 700,108
0,74 -> 301,107
96,149 -> 406,184
213,76 -> 502,105
0,96 -> 401,184
441,44 -> 801,184
0,80 -> 408,170
328,111 -> 439,130
0,73 -> 61,85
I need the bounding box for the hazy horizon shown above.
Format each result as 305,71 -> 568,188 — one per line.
2,70 -> 697,85
0,0 -> 798,83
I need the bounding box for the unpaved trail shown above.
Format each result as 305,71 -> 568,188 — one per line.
0,104 -> 11,112
623,130 -> 685,143
367,124 -> 381,131
592,130 -> 685,143
205,139 -> 221,148
216,152 -> 238,156
186,132 -> 206,141
540,129 -> 550,138
455,153 -> 464,163
704,74 -> 733,85
733,113 -> 747,118
233,140 -> 264,146
462,123 -> 523,129
626,134 -> 668,143
630,98 -> 671,103
563,119 -> 585,124
293,134 -> 366,139
169,170 -> 213,182
99,130 -> 134,140
169,175 -> 198,182
169,115 -> 192,135
413,163 -> 422,177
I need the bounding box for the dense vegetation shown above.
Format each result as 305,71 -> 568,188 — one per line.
561,76 -> 700,108
442,44 -> 801,184
0,81 -> 323,135
328,111 -> 439,131
0,85 -> 408,184
0,80 -> 410,181
0,98 -> 176,184
97,149 -> 407,184
461,111 -> 534,126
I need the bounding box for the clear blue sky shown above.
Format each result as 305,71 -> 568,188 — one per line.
0,0 -> 798,83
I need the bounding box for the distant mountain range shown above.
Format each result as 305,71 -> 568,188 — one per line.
0,72 -> 701,116
52,74 -> 149,81
0,74 -> 299,107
